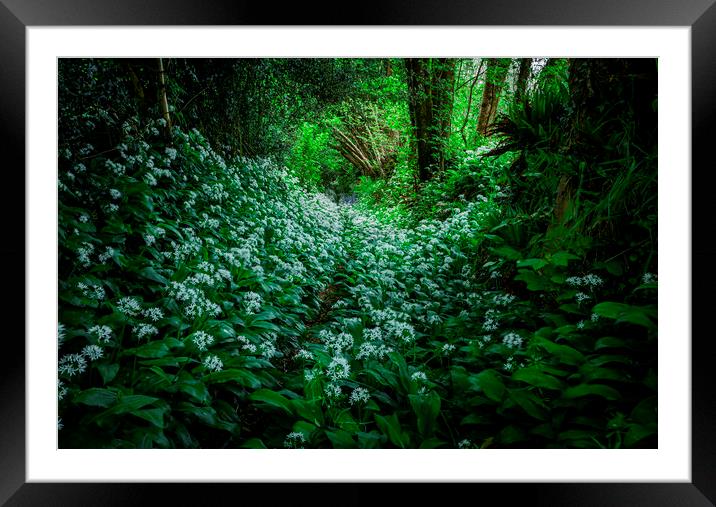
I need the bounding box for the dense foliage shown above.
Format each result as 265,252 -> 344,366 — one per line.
58,57 -> 657,449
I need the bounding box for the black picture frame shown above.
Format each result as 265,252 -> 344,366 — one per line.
3,1 -> 714,505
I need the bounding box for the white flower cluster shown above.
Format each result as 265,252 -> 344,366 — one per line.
133,323 -> 158,340
502,332 -> 524,349
237,335 -> 257,354
326,356 -> 351,381
349,387 -> 370,405
242,291 -> 263,314
117,296 -> 142,317
192,331 -> 215,351
89,325 -> 113,343
284,431 -> 306,448
203,354 -> 223,372
168,281 -> 221,318
566,274 -> 604,288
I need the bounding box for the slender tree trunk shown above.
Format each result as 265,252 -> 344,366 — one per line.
156,58 -> 172,139
460,59 -> 484,146
405,58 -> 434,182
514,58 -> 532,103
405,58 -> 456,181
477,58 -> 509,136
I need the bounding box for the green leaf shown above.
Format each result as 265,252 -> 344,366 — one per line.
550,251 -> 580,267
292,399 -> 324,427
419,438 -> 446,449
132,408 -> 166,428
509,390 -> 548,420
474,369 -> 506,402
375,413 -> 409,448
594,337 -> 629,350
491,245 -> 521,260
534,337 -> 585,365
325,429 -> 357,449
592,302 -> 656,328
241,438 -> 268,449
122,341 -> 169,359
96,363 -> 120,384
512,367 -> 565,390
175,379 -> 210,404
514,269 -> 550,291
409,391 -> 441,436
625,423 -> 657,447
332,409 -> 359,433
204,369 -> 262,389
563,384 -> 621,401
138,266 -> 168,285
249,389 -> 294,416
516,258 -> 548,270
74,388 -> 117,408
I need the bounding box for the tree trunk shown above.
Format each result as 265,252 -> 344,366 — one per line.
460,59 -> 484,146
514,58 -> 532,103
156,58 -> 172,139
476,58 -> 510,136
405,58 -> 455,182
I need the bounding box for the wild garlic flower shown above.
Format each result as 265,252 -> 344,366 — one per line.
203,354 -> 223,372
117,296 -> 142,317
503,357 -> 515,372
192,331 -> 215,351
58,353 -> 87,377
98,247 -> 115,264
327,356 -> 351,381
411,371 -> 428,383
58,323 -> 66,347
458,439 -> 472,449
349,387 -> 370,405
295,349 -> 313,360
441,343 -> 456,354
502,333 -> 524,349
109,188 -> 122,200
324,382 -> 342,399
642,272 -> 657,284
77,242 -> 95,267
242,291 -> 263,314
284,431 -> 306,449
58,379 -> 68,401
89,325 -> 113,344
81,344 -> 104,361
133,324 -> 158,340
142,307 -> 164,322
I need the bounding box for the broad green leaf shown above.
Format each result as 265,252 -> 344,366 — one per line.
375,413 -> 409,448
241,438 -> 268,449
249,389 -> 294,416
509,390 -> 548,420
132,408 -> 166,428
550,251 -> 580,267
325,429 -> 357,449
517,258 -> 548,270
204,369 -> 262,389
409,391 -> 441,436
74,388 -> 117,408
512,367 -> 565,390
138,266 -> 168,285
96,363 -> 120,384
474,369 -> 506,402
563,384 -> 621,401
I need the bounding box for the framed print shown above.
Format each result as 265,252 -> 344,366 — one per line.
5,0 -> 715,504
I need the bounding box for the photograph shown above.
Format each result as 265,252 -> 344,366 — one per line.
56,56 -> 659,450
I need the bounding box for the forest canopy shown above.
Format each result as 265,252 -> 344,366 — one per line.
58,57 -> 657,449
